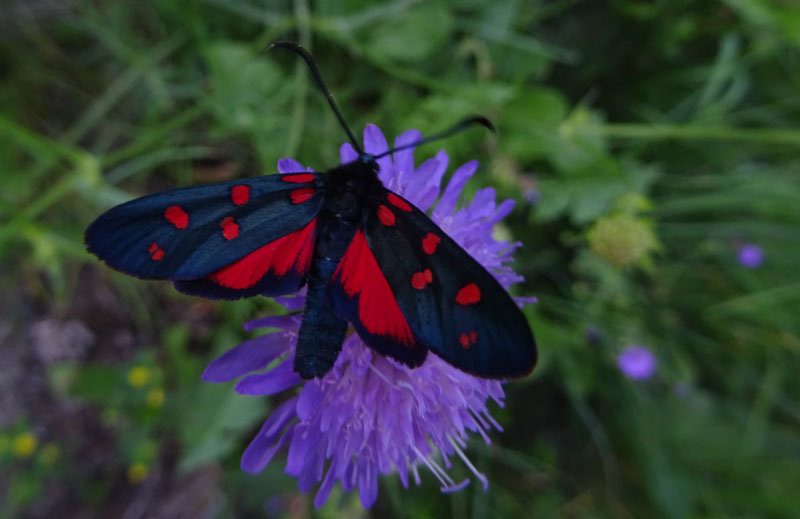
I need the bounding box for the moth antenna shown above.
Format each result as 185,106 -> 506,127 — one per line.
374,116 -> 495,159
269,41 -> 363,155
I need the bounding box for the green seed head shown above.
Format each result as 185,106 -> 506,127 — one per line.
587,213 -> 658,268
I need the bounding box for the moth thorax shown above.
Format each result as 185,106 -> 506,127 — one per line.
327,188 -> 362,221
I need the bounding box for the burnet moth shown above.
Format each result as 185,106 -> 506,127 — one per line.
85,42 -> 537,380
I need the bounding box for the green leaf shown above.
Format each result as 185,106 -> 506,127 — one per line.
69,364 -> 120,402
550,105 -> 609,174
204,41 -> 283,133
503,88 -> 567,161
369,4 -> 454,61
176,383 -> 267,472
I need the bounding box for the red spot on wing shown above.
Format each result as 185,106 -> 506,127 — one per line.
282,173 -> 315,183
148,242 -> 164,261
290,188 -> 314,204
411,269 -> 433,290
334,231 -> 415,347
231,185 -> 250,205
164,205 -> 188,229
377,205 -> 395,226
209,219 -> 317,289
422,232 -> 440,255
220,216 -> 240,240
459,330 -> 478,349
456,283 -> 481,305
387,193 -> 412,212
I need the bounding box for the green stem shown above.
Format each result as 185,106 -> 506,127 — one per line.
101,102 -> 208,169
706,282 -> 800,313
577,123 -> 800,145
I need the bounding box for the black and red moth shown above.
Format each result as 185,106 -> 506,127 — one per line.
85,42 -> 536,380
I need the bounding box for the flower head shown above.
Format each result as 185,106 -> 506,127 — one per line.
737,243 -> 764,269
12,432 -> 37,458
203,125 -> 530,508
617,345 -> 657,381
587,213 -> 658,268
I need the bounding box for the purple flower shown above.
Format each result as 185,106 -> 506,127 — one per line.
737,243 -> 764,268
617,345 -> 657,381
203,124 -> 530,508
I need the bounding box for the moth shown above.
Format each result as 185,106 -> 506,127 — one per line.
85,42 -> 537,380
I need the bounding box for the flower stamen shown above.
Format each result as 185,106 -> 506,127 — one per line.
449,436 -> 489,491
412,445 -> 468,492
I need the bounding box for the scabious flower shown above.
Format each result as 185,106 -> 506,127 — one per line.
617,345 -> 657,381
737,243 -> 764,269
202,124 -> 530,508
587,213 -> 658,268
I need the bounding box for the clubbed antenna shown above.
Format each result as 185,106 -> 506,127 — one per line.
269,41 -> 363,154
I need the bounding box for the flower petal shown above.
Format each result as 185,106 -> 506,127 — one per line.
358,454 -> 379,508
244,315 -> 297,331
433,160 -> 478,220
274,293 -> 306,312
296,380 -> 325,421
392,129 -> 422,189
490,199 -> 516,224
364,123 -> 389,155
514,295 -> 538,307
243,430 -> 291,475
297,446 -> 325,492
363,124 -> 393,183
468,187 -> 497,220
202,333 -> 288,383
286,422 -> 317,476
241,398 -> 297,473
314,461 -> 339,508
277,158 -> 308,173
395,455 -> 409,488
442,479 -> 471,493
340,142 -> 358,164
404,150 -> 448,211
234,360 -> 302,395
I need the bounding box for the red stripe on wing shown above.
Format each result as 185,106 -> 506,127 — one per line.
334,230 -> 415,347
208,219 -> 316,289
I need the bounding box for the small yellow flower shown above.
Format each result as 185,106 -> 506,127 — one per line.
39,443 -> 60,466
12,432 -> 38,458
127,462 -> 149,484
127,366 -> 150,388
146,388 -> 165,408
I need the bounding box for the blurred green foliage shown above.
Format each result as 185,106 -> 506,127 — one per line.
1,0 -> 799,518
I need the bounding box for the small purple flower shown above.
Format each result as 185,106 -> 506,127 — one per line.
617,345 -> 657,381
203,125 -> 531,508
737,244 -> 764,268
520,175 -> 540,204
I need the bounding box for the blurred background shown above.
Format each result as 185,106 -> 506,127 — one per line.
1,0 -> 799,517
